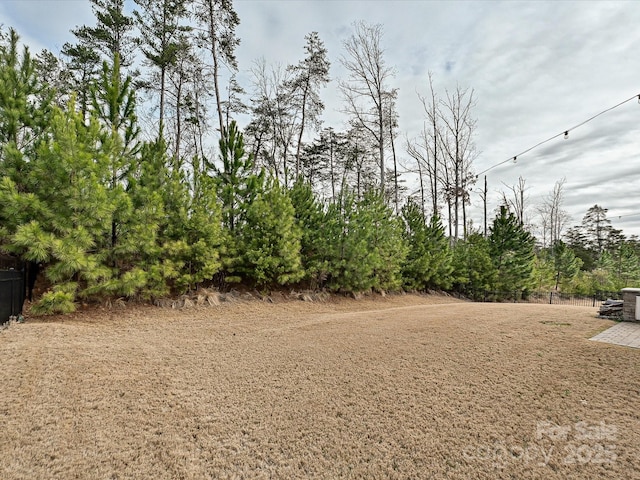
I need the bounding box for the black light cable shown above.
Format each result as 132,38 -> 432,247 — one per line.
476,93 -> 640,177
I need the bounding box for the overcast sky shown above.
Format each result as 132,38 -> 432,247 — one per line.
1,0 -> 639,237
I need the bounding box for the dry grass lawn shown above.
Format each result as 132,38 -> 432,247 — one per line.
1,293 -> 639,479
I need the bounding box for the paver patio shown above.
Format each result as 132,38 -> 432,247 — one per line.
590,321 -> 640,348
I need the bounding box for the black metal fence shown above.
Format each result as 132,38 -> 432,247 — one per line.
0,269 -> 24,325
459,290 -> 621,307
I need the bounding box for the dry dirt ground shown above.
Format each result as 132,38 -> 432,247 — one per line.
1,293 -> 639,479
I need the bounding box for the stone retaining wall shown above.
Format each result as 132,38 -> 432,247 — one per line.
622,288 -> 640,321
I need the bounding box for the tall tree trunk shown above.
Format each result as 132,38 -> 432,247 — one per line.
416,155 -> 425,220
159,66 -> 166,138
294,83 -> 309,178
378,97 -> 385,194
206,0 -> 225,136
483,175 -> 488,237
389,108 -> 399,214
462,178 -> 467,240
454,161 -> 459,240
174,73 -> 183,162
329,130 -> 336,202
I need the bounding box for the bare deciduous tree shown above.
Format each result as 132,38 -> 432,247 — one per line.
537,178 -> 570,247
439,85 -> 477,240
406,72 -> 444,220
501,175 -> 529,227
245,59 -> 297,182
339,21 -> 396,195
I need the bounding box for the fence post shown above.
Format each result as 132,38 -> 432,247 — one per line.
549,291 -> 553,305
10,273 -> 14,317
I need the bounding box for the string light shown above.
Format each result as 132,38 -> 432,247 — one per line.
616,212 -> 640,219
476,93 -> 640,177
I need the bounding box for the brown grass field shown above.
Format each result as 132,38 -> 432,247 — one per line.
1,294 -> 639,479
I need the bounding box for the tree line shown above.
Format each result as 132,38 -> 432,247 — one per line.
0,0 -> 638,314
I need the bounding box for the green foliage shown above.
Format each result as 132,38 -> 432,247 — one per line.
126,138 -> 224,296
612,243 -> 640,289
565,226 -> 595,271
91,53 -> 140,158
7,19 -> 640,311
489,205 -> 536,292
183,174 -> 225,288
568,269 -> 615,296
401,199 -> 453,290
451,233 -> 496,294
323,191 -> 406,293
530,243 -> 582,292
61,43 -> 101,116
0,100 -> 118,308
214,120 -> 263,232
70,0 -> 135,67
31,284 -> 77,315
530,249 -> 556,291
586,243 -> 640,292
565,205 -> 621,272
361,191 -> 406,291
158,170 -> 224,294
323,194 -> 368,292
0,28 -> 52,184
234,177 -> 303,287
551,241 -> 582,290
288,178 -> 329,287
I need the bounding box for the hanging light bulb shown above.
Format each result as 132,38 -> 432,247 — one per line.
564,131 -> 569,140
512,156 -> 517,163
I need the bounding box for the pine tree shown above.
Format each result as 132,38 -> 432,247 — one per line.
0,29 -> 53,253
70,0 -> 135,67
530,249 -> 556,291
60,44 -> 101,119
322,190 -> 405,293
90,53 -> 140,257
451,233 -> 496,296
488,205 -> 536,292
359,191 -> 406,291
288,178 -> 328,288
287,31 -> 330,177
236,177 -> 303,288
128,138 -> 224,296
551,240 -> 582,290
33,50 -> 74,110
566,205 -> 618,271
299,127 -> 344,198
323,193 -> 372,292
133,0 -> 191,139
62,0 -> 135,117
0,29 -> 51,166
119,138 -> 168,297
1,99 -> 115,313
213,120 -> 263,232
401,199 -> 453,290
582,205 -> 612,254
